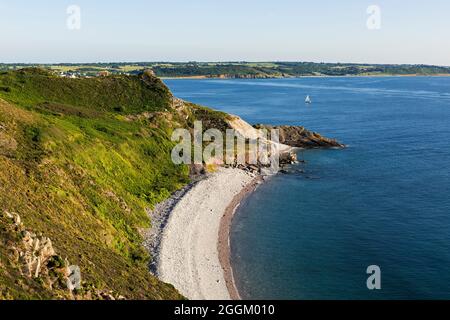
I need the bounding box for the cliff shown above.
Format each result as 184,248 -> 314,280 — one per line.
0,68 -> 342,299
0,69 -> 188,299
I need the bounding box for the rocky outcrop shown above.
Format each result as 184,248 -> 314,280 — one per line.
254,124 -> 345,149
0,211 -> 126,300
4,212 -> 59,280
280,151 -> 298,164
207,74 -> 286,79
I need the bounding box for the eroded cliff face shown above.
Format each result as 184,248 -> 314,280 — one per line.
223,114 -> 343,149
172,101 -> 344,151
181,111 -> 343,175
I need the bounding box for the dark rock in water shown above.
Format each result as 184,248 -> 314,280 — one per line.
280,151 -> 298,165
280,169 -> 289,174
254,124 -> 345,149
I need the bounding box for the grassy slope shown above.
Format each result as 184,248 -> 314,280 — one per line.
0,69 -> 196,299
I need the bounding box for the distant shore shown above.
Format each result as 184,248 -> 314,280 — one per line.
162,74 -> 450,80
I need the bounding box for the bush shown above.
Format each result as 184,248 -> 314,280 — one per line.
47,255 -> 66,269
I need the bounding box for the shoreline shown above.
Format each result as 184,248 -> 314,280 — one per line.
144,128 -> 330,299
148,145 -> 296,299
218,175 -> 263,300
161,74 -> 450,80
151,168 -> 257,300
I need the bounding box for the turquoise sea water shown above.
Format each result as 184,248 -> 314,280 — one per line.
164,77 -> 450,299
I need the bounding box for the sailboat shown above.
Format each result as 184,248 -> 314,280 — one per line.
305,95 -> 312,104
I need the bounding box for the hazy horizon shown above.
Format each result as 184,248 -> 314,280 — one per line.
1,0 -> 449,65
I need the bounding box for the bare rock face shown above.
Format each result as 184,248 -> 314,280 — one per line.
3,211 -> 69,285
20,231 -> 56,278
280,151 -> 298,165
141,69 -> 158,83
143,68 -> 156,77
1,211 -> 126,300
254,124 -> 345,148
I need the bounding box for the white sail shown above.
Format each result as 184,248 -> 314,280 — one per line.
305,95 -> 312,104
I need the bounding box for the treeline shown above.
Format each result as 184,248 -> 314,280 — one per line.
152,63 -> 450,77
1,62 -> 450,77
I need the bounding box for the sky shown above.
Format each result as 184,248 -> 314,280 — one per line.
0,0 -> 449,65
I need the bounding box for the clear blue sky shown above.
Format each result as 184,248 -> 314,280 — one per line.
0,0 -> 449,65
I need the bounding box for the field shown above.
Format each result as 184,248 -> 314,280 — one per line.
2,62 -> 450,78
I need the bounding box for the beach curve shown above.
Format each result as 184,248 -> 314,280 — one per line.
156,168 -> 257,300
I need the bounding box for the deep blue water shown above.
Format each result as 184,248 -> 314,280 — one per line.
164,77 -> 450,299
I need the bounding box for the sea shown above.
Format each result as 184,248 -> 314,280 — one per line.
164,77 -> 450,299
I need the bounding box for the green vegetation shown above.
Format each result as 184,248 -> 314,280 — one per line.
152,62 -> 450,77
0,68 -> 203,299
2,62 -> 450,78
0,68 -> 171,113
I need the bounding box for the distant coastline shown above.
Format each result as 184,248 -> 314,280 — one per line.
2,62 -> 450,79
161,74 -> 450,80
